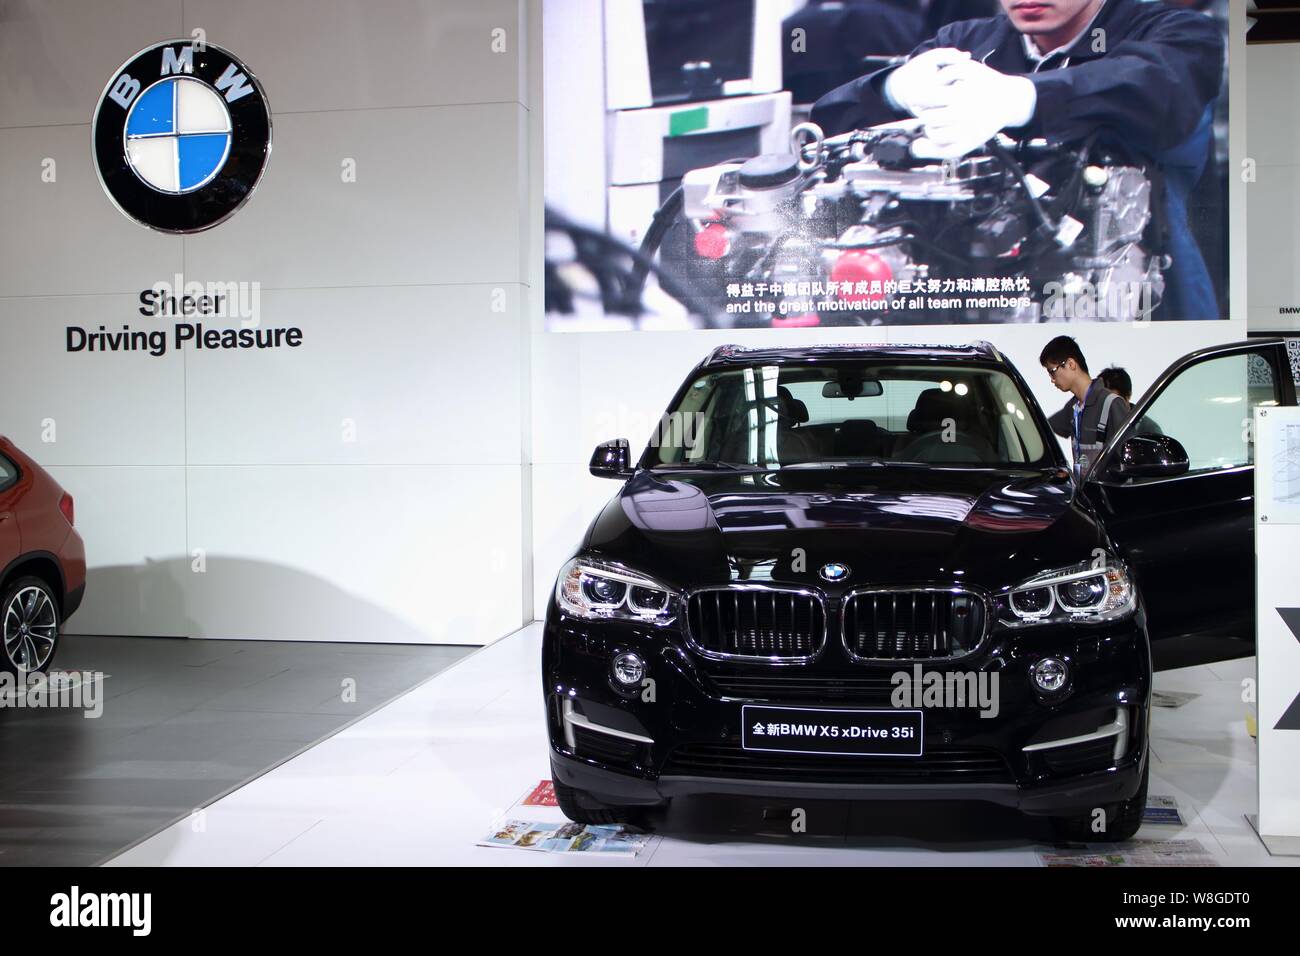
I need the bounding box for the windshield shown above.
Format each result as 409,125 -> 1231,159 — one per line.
643,361 -> 1052,470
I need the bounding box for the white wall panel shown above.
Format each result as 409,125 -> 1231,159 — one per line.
1246,35 -> 1296,330
1246,43 -> 1300,168
1247,164 -> 1300,332
184,283 -> 525,467
0,124 -> 184,298
0,296 -> 186,466
45,465 -> 190,638
182,0 -> 527,114
183,103 -> 525,290
0,0 -> 181,130
184,463 -> 524,644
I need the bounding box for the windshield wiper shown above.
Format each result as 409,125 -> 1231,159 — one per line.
781,459 -> 929,470
652,461 -> 768,472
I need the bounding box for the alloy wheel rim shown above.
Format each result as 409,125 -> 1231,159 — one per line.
3,586 -> 58,672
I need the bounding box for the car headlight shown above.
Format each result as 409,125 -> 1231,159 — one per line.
556,558 -> 677,625
1001,560 -> 1135,627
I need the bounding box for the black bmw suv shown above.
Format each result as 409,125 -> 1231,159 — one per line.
543,340 -> 1295,840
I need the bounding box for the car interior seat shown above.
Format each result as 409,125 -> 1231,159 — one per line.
833,418 -> 891,458
713,385 -> 819,465
774,386 -> 819,462
898,387 -> 996,462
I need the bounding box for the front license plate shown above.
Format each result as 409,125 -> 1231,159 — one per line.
741,705 -> 924,757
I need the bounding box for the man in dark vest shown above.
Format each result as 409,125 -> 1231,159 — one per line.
1041,335 -> 1130,479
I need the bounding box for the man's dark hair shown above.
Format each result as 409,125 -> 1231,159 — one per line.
1039,335 -> 1088,374
1099,366 -> 1133,401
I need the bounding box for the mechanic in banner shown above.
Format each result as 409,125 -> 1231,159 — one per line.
810,0 -> 1225,321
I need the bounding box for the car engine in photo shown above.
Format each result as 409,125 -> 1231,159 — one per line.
640,121 -> 1166,326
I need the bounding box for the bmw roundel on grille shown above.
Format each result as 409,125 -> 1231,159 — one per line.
819,562 -> 850,582
93,41 -> 271,233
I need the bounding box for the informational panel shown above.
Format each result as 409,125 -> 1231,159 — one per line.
1254,405 -> 1300,842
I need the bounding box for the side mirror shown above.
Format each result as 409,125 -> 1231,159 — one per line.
589,438 -> 634,479
1113,434 -> 1189,479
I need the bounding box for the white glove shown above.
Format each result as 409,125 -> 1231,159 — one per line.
910,59 -> 1037,160
883,48 -> 972,115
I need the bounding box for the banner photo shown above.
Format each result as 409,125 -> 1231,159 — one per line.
543,0 -> 1230,331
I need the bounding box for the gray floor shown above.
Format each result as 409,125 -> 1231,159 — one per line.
0,635 -> 472,866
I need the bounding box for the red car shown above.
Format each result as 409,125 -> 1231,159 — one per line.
0,437 -> 85,674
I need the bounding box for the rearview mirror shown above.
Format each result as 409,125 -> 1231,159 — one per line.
589,438 -> 633,479
822,379 -> 883,399
1112,434 -> 1189,479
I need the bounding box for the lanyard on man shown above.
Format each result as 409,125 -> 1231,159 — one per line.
1071,384 -> 1091,481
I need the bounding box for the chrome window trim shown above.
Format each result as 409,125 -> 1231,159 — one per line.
839,585 -> 992,664
1091,462 -> 1254,489
0,453 -> 18,494
682,583 -> 829,665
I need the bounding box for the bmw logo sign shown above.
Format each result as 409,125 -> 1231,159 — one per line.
819,563 -> 850,583
93,41 -> 271,233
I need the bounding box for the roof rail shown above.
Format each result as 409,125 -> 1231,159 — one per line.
703,344 -> 741,366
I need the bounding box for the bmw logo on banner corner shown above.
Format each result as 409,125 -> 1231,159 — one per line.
93,40 -> 271,233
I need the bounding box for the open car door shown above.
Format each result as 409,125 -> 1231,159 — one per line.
1081,340 -> 1298,670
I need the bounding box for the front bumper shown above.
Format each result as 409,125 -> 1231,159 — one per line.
543,598 -> 1151,816
550,751 -> 1142,814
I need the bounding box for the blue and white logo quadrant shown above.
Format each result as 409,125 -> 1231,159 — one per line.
124,77 -> 231,194
819,562 -> 850,582
124,80 -> 174,136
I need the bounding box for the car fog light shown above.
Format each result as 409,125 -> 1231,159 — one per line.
1032,657 -> 1068,693
612,652 -> 646,687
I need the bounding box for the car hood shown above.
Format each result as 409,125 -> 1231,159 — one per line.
581,466 -> 1108,595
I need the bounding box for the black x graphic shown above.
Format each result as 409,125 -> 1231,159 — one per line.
1274,609 -> 1300,731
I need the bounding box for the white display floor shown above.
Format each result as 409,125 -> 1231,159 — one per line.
108,624 -> 1297,866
